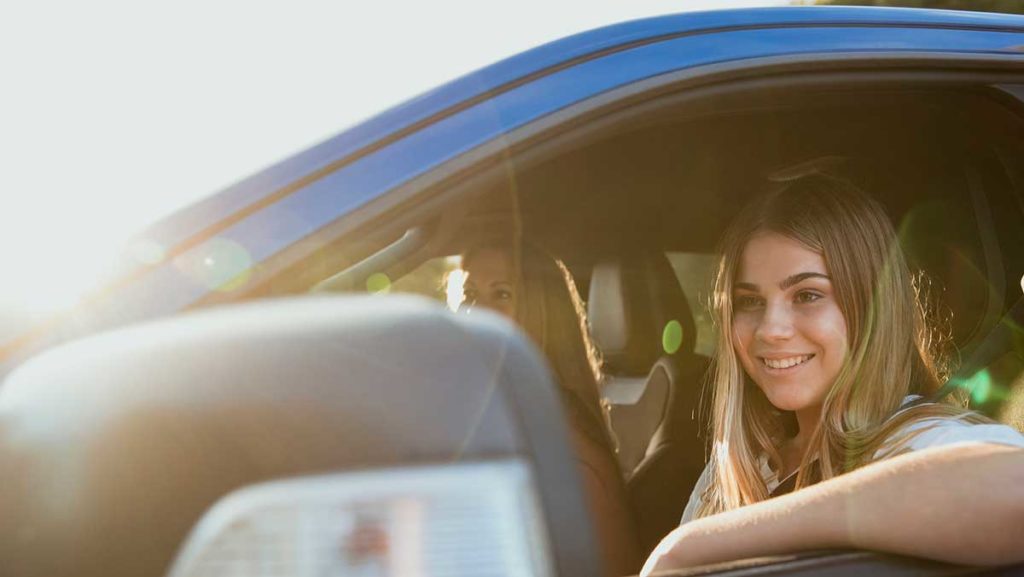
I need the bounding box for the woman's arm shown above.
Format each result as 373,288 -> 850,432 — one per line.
642,443 -> 1024,575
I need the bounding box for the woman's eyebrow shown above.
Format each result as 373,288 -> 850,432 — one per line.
780,272 -> 830,290
734,272 -> 830,293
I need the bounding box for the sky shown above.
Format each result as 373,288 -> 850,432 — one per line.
0,0 -> 786,335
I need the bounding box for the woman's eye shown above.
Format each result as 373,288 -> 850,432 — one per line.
734,294 -> 763,310
795,290 -> 822,304
495,289 -> 513,301
463,289 -> 477,302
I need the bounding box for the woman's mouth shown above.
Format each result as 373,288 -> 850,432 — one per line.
760,354 -> 815,371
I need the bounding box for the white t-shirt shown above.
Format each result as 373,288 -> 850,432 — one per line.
679,399 -> 1024,524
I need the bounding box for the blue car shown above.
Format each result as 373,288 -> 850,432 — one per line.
1,6 -> 1023,577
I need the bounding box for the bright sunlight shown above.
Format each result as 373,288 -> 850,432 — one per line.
0,0 -> 784,343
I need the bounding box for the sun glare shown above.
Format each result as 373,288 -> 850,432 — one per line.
445,267 -> 467,312
0,213 -> 128,310
1,0 -> 787,344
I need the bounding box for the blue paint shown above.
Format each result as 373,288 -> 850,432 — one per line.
141,7 -> 1024,252
228,25 -> 1024,269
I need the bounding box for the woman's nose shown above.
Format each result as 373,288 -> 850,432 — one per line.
755,303 -> 795,342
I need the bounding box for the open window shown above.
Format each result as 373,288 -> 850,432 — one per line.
284,70 -> 1024,415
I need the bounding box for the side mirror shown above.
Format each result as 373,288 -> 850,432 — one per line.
0,296 -> 601,577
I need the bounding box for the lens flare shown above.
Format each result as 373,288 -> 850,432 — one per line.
662,319 -> 683,355
174,238 -> 253,291
956,369 -> 993,405
366,273 -> 392,294
128,239 -> 166,266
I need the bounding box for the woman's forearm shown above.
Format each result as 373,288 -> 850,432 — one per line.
642,469 -> 847,574
840,443 -> 1023,565
643,443 -> 1024,575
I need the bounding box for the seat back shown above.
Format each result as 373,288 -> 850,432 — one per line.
588,253 -> 709,555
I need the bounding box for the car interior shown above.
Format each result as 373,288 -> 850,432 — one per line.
287,76 -> 1024,574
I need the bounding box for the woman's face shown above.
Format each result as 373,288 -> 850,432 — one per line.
461,248 -> 518,319
731,232 -> 848,414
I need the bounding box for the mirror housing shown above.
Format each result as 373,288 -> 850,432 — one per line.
0,296 -> 600,577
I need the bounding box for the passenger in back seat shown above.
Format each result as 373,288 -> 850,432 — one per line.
460,242 -> 641,577
643,174 -> 1024,574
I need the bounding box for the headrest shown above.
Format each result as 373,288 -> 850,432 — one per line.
0,296 -> 599,577
588,253 -> 697,375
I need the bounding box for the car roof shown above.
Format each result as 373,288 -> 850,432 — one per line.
143,6 -> 1024,253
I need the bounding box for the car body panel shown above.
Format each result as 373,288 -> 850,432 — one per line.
4,7 -> 1024,374
142,7 -> 1024,253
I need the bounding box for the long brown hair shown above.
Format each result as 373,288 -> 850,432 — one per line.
462,242 -> 611,447
697,174 -> 987,517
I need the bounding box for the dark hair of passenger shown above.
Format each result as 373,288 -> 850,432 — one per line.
461,242 -> 612,448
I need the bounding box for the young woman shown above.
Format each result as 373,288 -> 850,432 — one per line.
642,175 -> 1024,574
460,242 -> 642,577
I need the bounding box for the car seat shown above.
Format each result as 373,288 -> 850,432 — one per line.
587,252 -> 710,556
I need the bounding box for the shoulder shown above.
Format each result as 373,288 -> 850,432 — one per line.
905,417 -> 1024,449
877,410 -> 1024,459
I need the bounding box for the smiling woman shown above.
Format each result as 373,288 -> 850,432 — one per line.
642,173 -> 1024,574
731,232 -> 850,461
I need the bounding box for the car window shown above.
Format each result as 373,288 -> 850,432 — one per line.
665,252 -> 717,358
389,252 -> 719,360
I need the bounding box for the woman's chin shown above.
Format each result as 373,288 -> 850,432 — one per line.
760,387 -> 819,413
